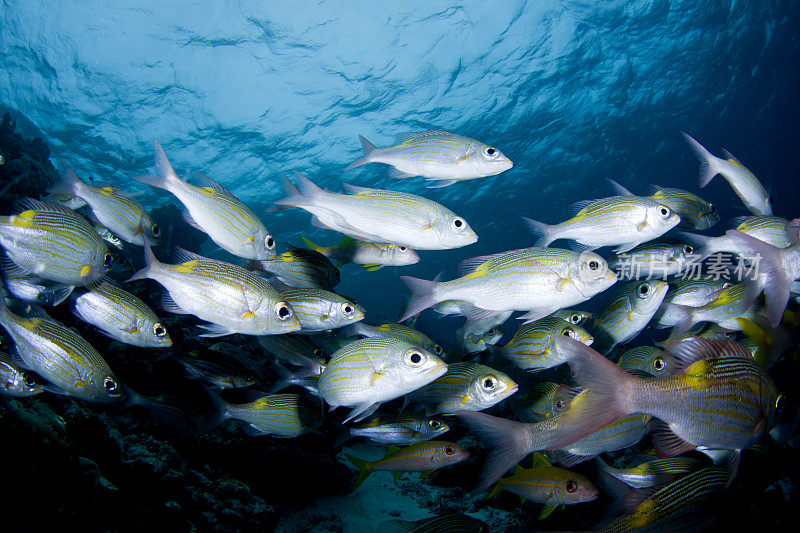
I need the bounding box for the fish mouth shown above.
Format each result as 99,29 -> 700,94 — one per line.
583,336 -> 595,346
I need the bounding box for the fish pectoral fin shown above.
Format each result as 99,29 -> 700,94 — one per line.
421,224 -> 434,231
651,420 -> 696,457
461,394 -> 471,406
244,236 -> 255,244
363,264 -> 383,271
370,371 -> 384,386
241,311 -> 256,320
555,277 -> 571,291
133,227 -> 143,235
457,146 -> 472,163
637,219 -> 648,231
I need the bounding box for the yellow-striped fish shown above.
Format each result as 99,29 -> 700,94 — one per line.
213,393 -> 315,437
683,132 -> 771,215
460,326 -> 504,355
0,298 -> 122,402
72,281 -> 172,347
379,514 -> 489,533
0,259 -> 74,306
0,199 -> 111,286
661,282 -> 763,339
344,131 -> 512,188
345,440 -> 469,488
257,247 -> 340,290
127,244 -> 300,337
407,362 -> 518,415
276,171 -> 477,250
590,280 -> 668,354
48,166 -> 160,246
0,350 -> 43,397
648,185 -> 719,230
617,346 -> 674,377
609,240 -> 698,280
349,413 -> 450,445
317,337 -> 447,423
134,141 -> 275,259
596,456 -> 702,489
525,195 -> 680,253
487,454 -> 597,519
345,322 -> 443,356
302,235 -> 419,269
494,314 -> 594,371
400,247 -> 617,323
281,288 -> 363,332
653,276 -> 732,329
682,215 -> 797,259
556,336 -> 780,460
598,466 -> 728,532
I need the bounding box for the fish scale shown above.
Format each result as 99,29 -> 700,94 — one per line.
408,361 -> 517,414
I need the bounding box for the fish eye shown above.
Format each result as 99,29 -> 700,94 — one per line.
342,303 -> 354,314
103,253 -> 113,267
562,328 -> 575,338
710,205 -> 717,214
482,376 -> 497,390
683,245 -> 694,254
659,206 -> 671,218
104,377 -> 118,394
399,246 -> 407,251
22,372 -> 37,388
484,147 -> 497,157
314,348 -> 322,357
637,283 -> 651,297
153,323 -> 167,337
555,399 -> 565,410
565,480 -> 578,493
452,218 -> 465,229
405,351 -> 424,366
151,223 -> 160,237
654,357 -> 666,371
444,445 -> 455,455
429,420 -> 440,429
570,314 -> 582,324
265,235 -> 275,249
274,302 -> 293,320
433,344 -> 443,355
488,329 -> 498,336
588,260 -> 599,271
776,394 -> 785,415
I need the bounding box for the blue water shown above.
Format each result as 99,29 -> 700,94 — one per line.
1,2 -> 799,529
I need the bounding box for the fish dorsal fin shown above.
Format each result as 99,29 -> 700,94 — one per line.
648,184 -> 665,195
721,148 -> 743,166
193,172 -> 230,193
173,247 -> 209,264
665,337 -> 751,373
569,199 -> 595,216
342,183 -> 374,195
531,452 -> 551,468
514,464 -> 525,475
394,130 -> 453,146
458,250 -> 522,277
607,179 -> 635,196
16,198 -> 77,216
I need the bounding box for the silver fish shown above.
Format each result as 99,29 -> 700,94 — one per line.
317,337 -> 447,423
617,345 -> 675,377
344,130 -> 512,188
345,322 -> 443,357
257,246 -> 340,290
683,132 -> 771,215
590,280 -> 668,354
276,171 -> 477,250
1,259 -> 74,306
653,276 -> 732,329
493,314 -> 594,371
214,393 -> 315,437
525,195 -> 680,253
302,235 -> 419,269
609,240 -> 698,280
49,166 -> 160,246
73,281 -> 172,347
349,413 -> 450,445
401,247 -> 617,323
682,215 -> 797,259
648,185 -> 719,230
0,299 -> 122,402
127,244 -> 300,337
407,362 -> 518,415
0,351 -> 43,397
134,141 -> 275,259
281,288 -> 364,332
0,199 -> 111,286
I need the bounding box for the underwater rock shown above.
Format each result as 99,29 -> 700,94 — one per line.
0,112 -> 59,207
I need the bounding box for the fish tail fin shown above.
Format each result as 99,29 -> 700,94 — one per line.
301,236 -> 329,257
455,410 -> 534,493
399,275 -> 439,322
682,132 -> 720,188
47,162 -> 83,196
522,217 -> 554,247
726,230 -> 789,326
274,171 -> 323,209
133,141 -> 182,190
345,453 -> 374,488
553,336 -> 635,420
124,386 -> 204,434
344,135 -> 376,171
126,239 -> 161,282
